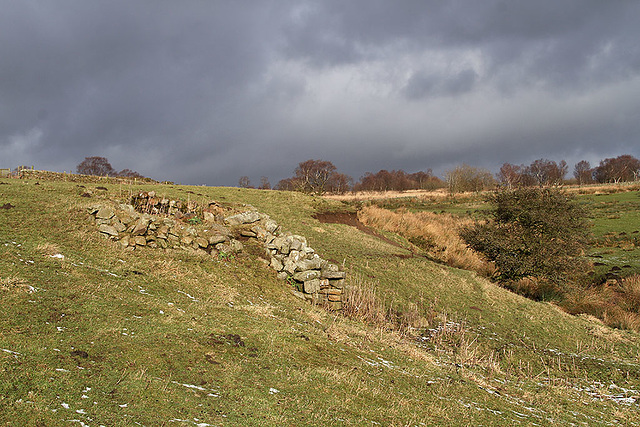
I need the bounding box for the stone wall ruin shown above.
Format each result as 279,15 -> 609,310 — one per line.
89,191 -> 346,310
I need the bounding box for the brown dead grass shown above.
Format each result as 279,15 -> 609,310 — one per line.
35,242 -> 62,256
323,188 -> 450,202
0,276 -> 32,293
357,206 -> 494,276
342,273 -> 432,336
562,275 -> 640,331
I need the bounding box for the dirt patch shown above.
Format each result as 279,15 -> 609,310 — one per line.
313,211 -> 410,253
0,203 -> 15,209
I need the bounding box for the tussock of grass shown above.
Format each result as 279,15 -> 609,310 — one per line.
0,276 -> 32,293
562,275 -> 640,331
342,273 -> 432,336
358,205 -> 493,275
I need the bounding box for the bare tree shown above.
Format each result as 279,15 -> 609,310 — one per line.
523,159 -> 567,186
497,163 -> 523,189
446,164 -> 495,193
573,160 -> 593,185
595,155 -> 640,183
327,172 -> 353,194
77,156 -> 116,176
238,176 -> 252,188
275,177 -> 300,191
258,176 -> 271,190
294,159 -> 337,194
118,169 -> 144,178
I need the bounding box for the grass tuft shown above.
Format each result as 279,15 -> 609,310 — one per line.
358,205 -> 493,275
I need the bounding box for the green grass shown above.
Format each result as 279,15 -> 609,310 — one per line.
1,178 -> 640,426
578,191 -> 640,280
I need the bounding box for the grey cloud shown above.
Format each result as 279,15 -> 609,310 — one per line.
404,69 -> 478,99
1,1 -> 640,186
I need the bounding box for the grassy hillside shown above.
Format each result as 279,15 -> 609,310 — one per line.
1,177 -> 640,426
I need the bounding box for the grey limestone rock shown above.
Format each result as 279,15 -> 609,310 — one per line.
96,207 -> 115,220
293,270 -> 321,282
98,224 -> 118,236
225,211 -> 261,225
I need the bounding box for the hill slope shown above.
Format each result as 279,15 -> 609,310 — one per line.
1,178 -> 639,426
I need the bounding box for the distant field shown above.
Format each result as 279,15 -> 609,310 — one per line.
580,190 -> 640,280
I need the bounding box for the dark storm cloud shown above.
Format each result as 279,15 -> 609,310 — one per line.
2,1 -> 640,185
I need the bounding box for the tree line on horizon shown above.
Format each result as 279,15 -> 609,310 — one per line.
76,156 -> 145,179
241,154 -> 640,195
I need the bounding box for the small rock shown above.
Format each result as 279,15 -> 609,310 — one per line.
329,279 -> 345,289
303,279 -> 321,293
209,234 -> 227,245
322,270 -> 346,280
225,211 -> 261,225
95,207 -> 115,220
291,290 -> 307,301
264,219 -> 279,234
131,216 -> 151,235
295,257 -> 323,272
112,220 -> 127,233
133,236 -> 147,246
195,237 -> 209,248
229,239 -> 244,253
239,229 -> 257,238
87,205 -> 100,215
119,235 -> 130,247
293,270 -> 321,282
270,257 -> 284,272
98,224 -> 118,237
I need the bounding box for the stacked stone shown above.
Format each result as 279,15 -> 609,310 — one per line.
264,233 -> 346,310
130,191 -> 208,217
223,210 -> 346,309
89,202 -> 347,310
88,204 -> 242,254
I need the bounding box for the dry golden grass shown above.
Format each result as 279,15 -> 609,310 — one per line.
342,273 -> 432,336
341,274 -> 501,372
0,276 -> 32,293
323,188 -> 450,201
357,205 -> 493,275
620,274 -> 640,311
35,242 -> 62,256
562,275 -> 640,332
567,182 -> 640,195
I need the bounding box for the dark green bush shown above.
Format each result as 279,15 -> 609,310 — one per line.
461,188 -> 591,291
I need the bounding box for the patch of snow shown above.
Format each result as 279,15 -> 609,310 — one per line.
171,381 -> 220,397
269,388 -> 279,394
50,254 -> 64,259
1,348 -> 21,357
177,290 -> 198,301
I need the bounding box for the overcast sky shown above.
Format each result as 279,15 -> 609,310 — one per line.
2,1 -> 640,186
